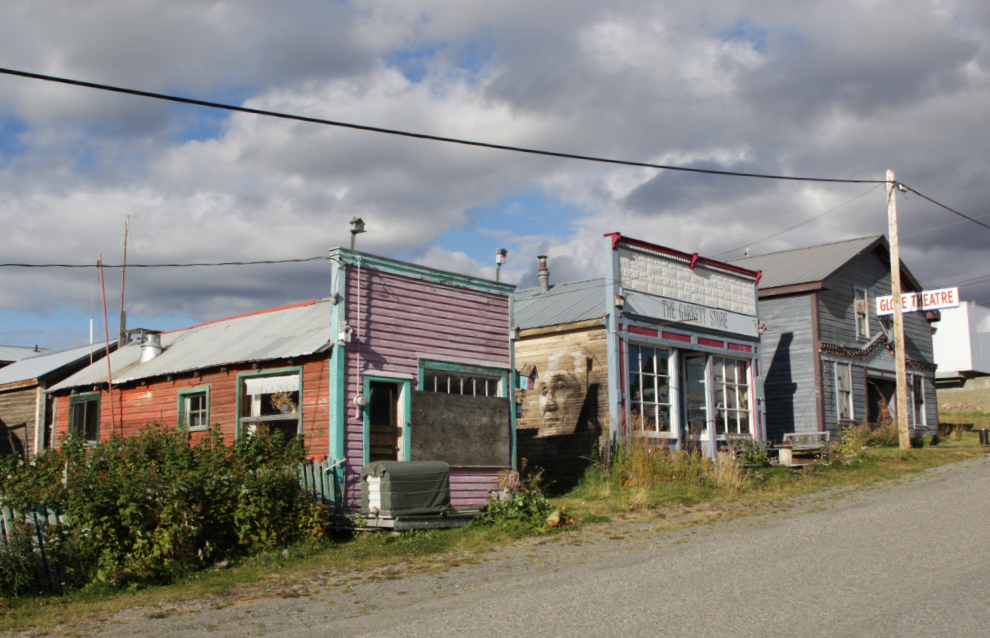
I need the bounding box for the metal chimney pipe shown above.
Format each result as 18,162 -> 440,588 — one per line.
537,255 -> 550,294
140,333 -> 163,363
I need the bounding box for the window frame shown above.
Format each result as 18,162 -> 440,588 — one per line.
416,359 -> 508,398
711,356 -> 753,437
854,287 -> 870,339
912,375 -> 927,429
68,392 -> 101,444
176,385 -> 211,432
235,367 -> 303,441
627,343 -> 674,438
835,363 -> 854,424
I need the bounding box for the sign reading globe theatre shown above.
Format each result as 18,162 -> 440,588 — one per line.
617,247 -> 760,338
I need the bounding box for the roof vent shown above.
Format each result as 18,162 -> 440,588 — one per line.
537,255 -> 550,295
140,333 -> 163,363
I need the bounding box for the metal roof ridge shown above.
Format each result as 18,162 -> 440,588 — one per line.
729,234 -> 883,261
514,278 -> 605,295
159,298 -> 325,335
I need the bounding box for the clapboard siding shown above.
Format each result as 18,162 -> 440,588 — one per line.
341,265 -> 511,508
759,295 -> 817,441
818,252 -> 935,365
0,387 -> 37,458
52,355 -> 331,459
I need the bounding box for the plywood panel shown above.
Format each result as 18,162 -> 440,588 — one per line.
513,327 -> 608,476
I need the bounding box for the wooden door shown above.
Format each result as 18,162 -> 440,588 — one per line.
368,381 -> 399,461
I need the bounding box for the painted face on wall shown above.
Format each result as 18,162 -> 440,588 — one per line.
537,347 -> 599,436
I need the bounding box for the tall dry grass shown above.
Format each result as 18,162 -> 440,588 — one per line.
574,438 -> 750,505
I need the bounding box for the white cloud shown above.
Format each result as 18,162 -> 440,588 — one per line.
1,0 -> 990,345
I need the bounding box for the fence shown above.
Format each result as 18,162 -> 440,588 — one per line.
0,504 -> 67,594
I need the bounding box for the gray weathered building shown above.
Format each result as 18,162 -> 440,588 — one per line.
729,236 -> 938,440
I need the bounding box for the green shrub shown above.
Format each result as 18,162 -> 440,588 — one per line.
0,521 -> 40,597
0,424 -> 326,590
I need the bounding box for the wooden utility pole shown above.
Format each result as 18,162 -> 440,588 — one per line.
886,169 -> 911,450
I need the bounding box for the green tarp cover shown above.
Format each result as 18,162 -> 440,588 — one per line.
360,461 -> 451,517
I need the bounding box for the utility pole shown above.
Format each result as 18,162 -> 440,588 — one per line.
886,169 -> 911,450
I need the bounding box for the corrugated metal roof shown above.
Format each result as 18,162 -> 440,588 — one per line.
50,300 -> 333,392
514,279 -> 607,330
0,345 -> 52,363
0,343 -> 108,388
726,236 -> 883,290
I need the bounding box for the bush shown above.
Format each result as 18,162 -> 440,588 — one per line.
0,425 -> 326,590
0,521 -> 40,597
836,420 -> 901,455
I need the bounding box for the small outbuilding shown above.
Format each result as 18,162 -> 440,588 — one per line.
0,343 -> 112,459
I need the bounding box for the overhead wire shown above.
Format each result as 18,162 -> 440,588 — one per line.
0,66 -> 986,274
713,184 -> 883,258
0,256 -> 332,268
0,66 -> 882,185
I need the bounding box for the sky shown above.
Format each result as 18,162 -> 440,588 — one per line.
1,0 -> 989,351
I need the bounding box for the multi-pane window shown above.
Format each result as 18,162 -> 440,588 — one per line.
423,371 -> 501,397
178,388 -> 209,431
855,288 -> 870,338
712,357 -> 751,435
628,345 -> 672,434
836,363 -> 853,423
69,394 -> 100,443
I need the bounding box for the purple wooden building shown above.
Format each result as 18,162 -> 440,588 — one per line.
328,248 -> 516,511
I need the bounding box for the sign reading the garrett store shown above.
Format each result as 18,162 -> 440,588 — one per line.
876,287 -> 959,316
617,247 -> 756,316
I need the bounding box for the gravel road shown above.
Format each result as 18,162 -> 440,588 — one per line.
18,455 -> 990,637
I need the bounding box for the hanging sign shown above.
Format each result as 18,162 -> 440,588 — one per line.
876,287 -> 959,316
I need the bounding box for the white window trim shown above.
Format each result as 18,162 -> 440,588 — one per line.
854,287 -> 870,339
835,363 -> 854,424
627,343 -> 675,438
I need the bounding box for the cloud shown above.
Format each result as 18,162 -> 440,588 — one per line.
1,0 -> 990,346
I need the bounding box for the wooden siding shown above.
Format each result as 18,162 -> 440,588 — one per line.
52,355 -> 331,458
0,386 -> 37,458
818,251 -> 935,365
514,326 -> 609,478
759,296 -> 818,441
342,266 -> 511,508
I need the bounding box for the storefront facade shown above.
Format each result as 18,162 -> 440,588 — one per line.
603,234 -> 764,455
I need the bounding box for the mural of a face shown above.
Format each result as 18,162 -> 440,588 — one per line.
537,347 -> 600,436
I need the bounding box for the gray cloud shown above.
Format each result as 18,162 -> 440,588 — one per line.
2,0 -> 990,344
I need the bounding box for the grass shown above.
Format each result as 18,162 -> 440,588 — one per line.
939,411 -> 990,429
2,428 -> 988,633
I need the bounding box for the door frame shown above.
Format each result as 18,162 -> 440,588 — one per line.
362,375 -> 412,465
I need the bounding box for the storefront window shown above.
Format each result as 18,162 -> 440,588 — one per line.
628,345 -> 671,434
683,354 -> 708,437
712,357 -> 751,435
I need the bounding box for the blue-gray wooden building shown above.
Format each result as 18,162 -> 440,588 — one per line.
728,235 -> 939,440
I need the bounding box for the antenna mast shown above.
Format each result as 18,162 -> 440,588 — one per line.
118,216 -> 129,347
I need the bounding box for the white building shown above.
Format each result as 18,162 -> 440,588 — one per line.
932,302 -> 990,388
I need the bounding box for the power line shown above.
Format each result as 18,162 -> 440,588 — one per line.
898,184 -> 990,231
713,184 -> 883,258
0,256 -> 331,268
901,212 -> 990,239
0,66 -> 883,185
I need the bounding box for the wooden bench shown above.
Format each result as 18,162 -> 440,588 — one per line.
776,432 -> 830,466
